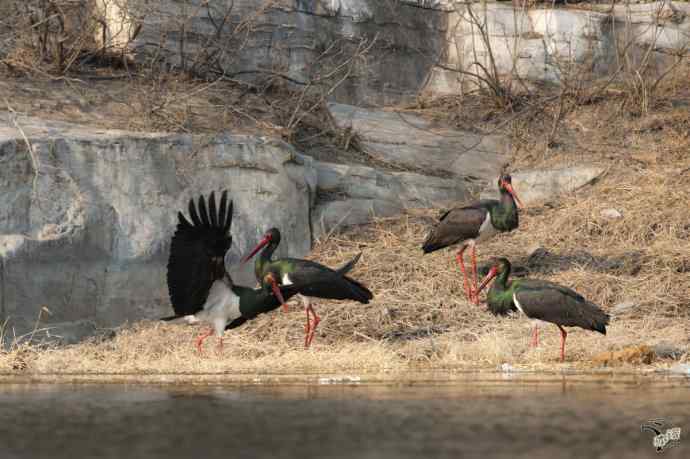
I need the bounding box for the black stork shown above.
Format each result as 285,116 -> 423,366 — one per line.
475,257 -> 610,362
164,191 -> 301,353
422,174 -> 524,305
241,227 -> 373,347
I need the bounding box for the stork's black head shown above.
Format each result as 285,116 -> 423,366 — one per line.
490,257 -> 512,274
497,174 -> 524,209
263,228 -> 281,245
476,257 -> 512,294
498,174 -> 512,188
241,227 -> 282,264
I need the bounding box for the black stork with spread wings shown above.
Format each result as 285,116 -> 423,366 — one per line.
164,191 -> 301,353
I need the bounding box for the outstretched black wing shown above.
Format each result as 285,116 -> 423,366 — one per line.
166,190 -> 234,316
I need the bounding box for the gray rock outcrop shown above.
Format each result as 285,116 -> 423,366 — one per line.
432,1 -> 690,92
480,166 -> 605,205
122,0 -> 448,106
328,103 -> 509,183
311,159 -> 471,239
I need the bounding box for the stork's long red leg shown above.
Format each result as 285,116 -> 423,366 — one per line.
455,245 -> 472,302
302,296 -> 312,346
305,304 -> 321,348
531,324 -> 540,347
470,244 -> 479,305
269,277 -> 289,313
557,325 -> 568,362
195,328 -> 214,354
304,306 -> 311,334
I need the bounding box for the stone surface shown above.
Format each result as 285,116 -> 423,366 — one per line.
480,166 -> 605,205
311,159 -> 471,238
123,0 -> 448,107
430,2 -> 690,93
610,300 -> 638,316
652,342 -> 686,360
601,208 -> 623,219
0,113 -> 315,339
669,363 -> 690,375
328,103 -> 509,183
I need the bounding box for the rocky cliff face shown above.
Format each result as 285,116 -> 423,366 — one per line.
100,1 -> 690,100
122,0 -> 448,106
435,1 -> 690,91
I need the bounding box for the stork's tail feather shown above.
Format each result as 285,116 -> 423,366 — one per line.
337,252 -> 362,275
585,301 -> 610,335
333,252 -> 372,303
421,231 -> 444,254
342,276 -> 374,304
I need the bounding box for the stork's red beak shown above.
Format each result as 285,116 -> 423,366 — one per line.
476,265 -> 499,295
241,235 -> 270,264
502,181 -> 524,209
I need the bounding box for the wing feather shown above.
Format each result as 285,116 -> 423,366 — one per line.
217,190 -> 228,231
188,198 -> 202,227
223,199 -> 233,232
198,195 -> 210,227
166,191 -> 233,316
422,205 -> 490,253
208,192 -> 218,227
515,280 -> 609,333
281,257 -> 373,303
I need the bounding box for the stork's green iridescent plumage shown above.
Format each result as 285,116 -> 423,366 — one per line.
477,257 -> 610,362
483,262 -> 519,317
487,188 -> 520,232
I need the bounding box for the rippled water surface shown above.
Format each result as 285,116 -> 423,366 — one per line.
0,374 -> 688,458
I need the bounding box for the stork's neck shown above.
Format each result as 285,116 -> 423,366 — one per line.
499,188 -> 518,212
490,189 -> 519,231
494,264 -> 512,290
254,240 -> 278,278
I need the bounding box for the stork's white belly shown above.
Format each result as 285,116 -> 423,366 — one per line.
281,273 -> 293,286
476,213 -> 499,243
197,280 -> 242,336
512,293 -> 526,316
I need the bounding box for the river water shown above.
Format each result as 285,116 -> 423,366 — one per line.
0,374 -> 688,458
